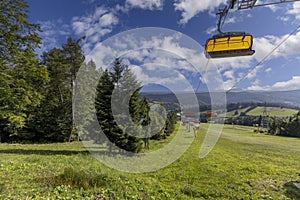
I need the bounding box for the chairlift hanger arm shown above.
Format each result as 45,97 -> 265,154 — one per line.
231,0 -> 300,10
216,0 -> 238,34
216,6 -> 229,34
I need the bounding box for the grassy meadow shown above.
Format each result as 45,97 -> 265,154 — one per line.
0,124 -> 300,199
247,107 -> 299,117
227,106 -> 299,117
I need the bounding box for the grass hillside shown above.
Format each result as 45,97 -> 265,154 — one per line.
0,124 -> 300,199
247,107 -> 299,117
227,106 -> 299,117
227,106 -> 252,116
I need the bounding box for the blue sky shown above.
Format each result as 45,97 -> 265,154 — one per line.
27,0 -> 300,92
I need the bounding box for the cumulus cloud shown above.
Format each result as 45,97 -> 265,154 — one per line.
225,16 -> 238,24
87,30 -> 206,72
85,28 -> 228,92
248,76 -> 300,91
272,76 -> 300,90
205,26 -> 217,34
130,64 -> 193,91
287,1 -> 300,19
265,68 -> 272,73
72,1 -> 167,53
72,6 -> 119,52
125,0 -> 164,10
266,4 -> 280,12
174,0 -> 226,24
277,16 -> 290,22
254,31 -> 300,60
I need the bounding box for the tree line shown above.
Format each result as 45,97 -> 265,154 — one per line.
268,112 -> 300,137
0,0 -> 178,149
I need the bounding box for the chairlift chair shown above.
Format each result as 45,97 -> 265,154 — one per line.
204,0 -> 300,58
204,3 -> 255,59
205,32 -> 255,58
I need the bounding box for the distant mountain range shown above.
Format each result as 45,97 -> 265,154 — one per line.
141,89 -> 300,107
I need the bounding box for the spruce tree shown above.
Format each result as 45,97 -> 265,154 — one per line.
74,60 -> 102,141
95,58 -> 145,153
95,70 -> 118,152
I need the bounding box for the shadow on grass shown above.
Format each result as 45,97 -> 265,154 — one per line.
0,149 -> 90,155
0,148 -> 141,156
284,181 -> 300,199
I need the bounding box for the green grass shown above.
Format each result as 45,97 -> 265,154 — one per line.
227,106 -> 252,117
0,124 -> 300,199
247,107 -> 298,117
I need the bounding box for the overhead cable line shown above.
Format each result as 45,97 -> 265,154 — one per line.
226,24 -> 300,93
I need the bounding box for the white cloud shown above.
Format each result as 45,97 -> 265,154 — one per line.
246,13 -> 253,18
126,0 -> 164,10
174,0 -> 227,24
287,2 -> 300,19
130,64 -> 191,91
266,4 -> 280,12
100,13 -> 119,26
247,65 -> 263,80
272,76 -> 300,90
225,16 -> 237,24
248,76 -> 300,91
252,79 -> 261,86
85,28 -> 228,92
72,1 -> 166,53
265,68 -> 272,73
224,70 -> 234,80
205,26 -> 217,34
253,31 -> 300,61
277,16 -> 290,22
72,6 -> 119,52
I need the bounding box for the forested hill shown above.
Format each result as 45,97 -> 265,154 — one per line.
141,89 -> 300,107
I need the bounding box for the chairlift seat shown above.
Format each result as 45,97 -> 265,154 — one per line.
205,33 -> 255,58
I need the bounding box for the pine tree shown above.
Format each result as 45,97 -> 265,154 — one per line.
95,70 -> 119,152
164,112 -> 177,136
73,60 -> 102,141
140,97 -> 151,149
95,58 -> 145,153
113,67 -> 144,152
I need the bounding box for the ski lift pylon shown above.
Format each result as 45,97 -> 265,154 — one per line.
205,32 -> 255,58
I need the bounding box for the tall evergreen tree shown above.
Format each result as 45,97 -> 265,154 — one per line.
74,60 -> 102,141
95,58 -> 145,153
113,67 -> 144,152
95,70 -> 116,152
